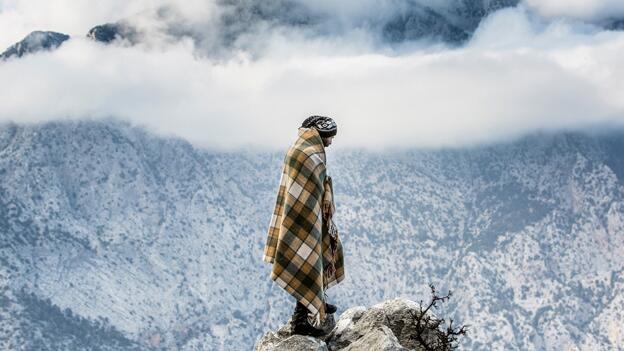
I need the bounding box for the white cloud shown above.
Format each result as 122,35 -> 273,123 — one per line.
523,0 -> 624,21
0,2 -> 624,150
0,0 -> 218,49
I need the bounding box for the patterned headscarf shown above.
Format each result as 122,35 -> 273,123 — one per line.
301,115 -> 337,138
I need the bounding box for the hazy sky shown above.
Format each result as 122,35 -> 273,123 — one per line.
1,0 -> 623,150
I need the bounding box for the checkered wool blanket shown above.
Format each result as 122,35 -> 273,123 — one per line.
263,127 -> 345,327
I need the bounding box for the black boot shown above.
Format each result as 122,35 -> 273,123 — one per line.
325,302 -> 337,314
291,301 -> 326,337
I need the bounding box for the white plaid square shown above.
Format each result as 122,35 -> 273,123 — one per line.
288,180 -> 303,198
297,243 -> 313,260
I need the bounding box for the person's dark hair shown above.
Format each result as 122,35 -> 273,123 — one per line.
301,115 -> 337,138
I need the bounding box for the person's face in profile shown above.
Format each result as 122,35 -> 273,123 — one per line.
322,136 -> 334,147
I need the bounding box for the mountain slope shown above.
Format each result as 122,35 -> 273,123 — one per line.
1,119 -> 623,350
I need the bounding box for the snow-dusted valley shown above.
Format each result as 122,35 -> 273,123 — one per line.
0,119 -> 622,350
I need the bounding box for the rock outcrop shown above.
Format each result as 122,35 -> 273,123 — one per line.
255,298 -> 443,351
86,22 -> 139,44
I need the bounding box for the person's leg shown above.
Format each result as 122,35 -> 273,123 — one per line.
292,300 -> 309,326
290,299 -> 325,337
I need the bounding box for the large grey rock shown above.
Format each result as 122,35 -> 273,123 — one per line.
258,298 -> 446,350
255,313 -> 336,351
256,333 -> 328,351
341,325 -> 406,351
324,298 -> 438,351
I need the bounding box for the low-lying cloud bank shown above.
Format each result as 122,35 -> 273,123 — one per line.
0,2 -> 623,150
525,0 -> 624,21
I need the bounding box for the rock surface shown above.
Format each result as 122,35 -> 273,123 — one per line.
86,22 -> 139,44
256,298 -> 440,351
256,313 -> 336,351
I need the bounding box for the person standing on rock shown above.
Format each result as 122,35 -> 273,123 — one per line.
263,115 -> 345,337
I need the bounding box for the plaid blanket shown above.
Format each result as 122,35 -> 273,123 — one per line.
263,127 -> 345,327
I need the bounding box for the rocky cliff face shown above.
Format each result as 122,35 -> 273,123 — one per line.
256,299 -> 446,351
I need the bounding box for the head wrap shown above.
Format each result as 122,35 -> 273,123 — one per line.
301,115 -> 337,138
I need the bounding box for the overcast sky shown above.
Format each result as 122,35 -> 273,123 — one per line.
1,0 -> 624,150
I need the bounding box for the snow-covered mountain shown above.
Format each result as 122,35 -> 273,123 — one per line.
1,119 -> 622,350
3,0 -> 517,61
6,0 -> 624,62
0,31 -> 69,60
